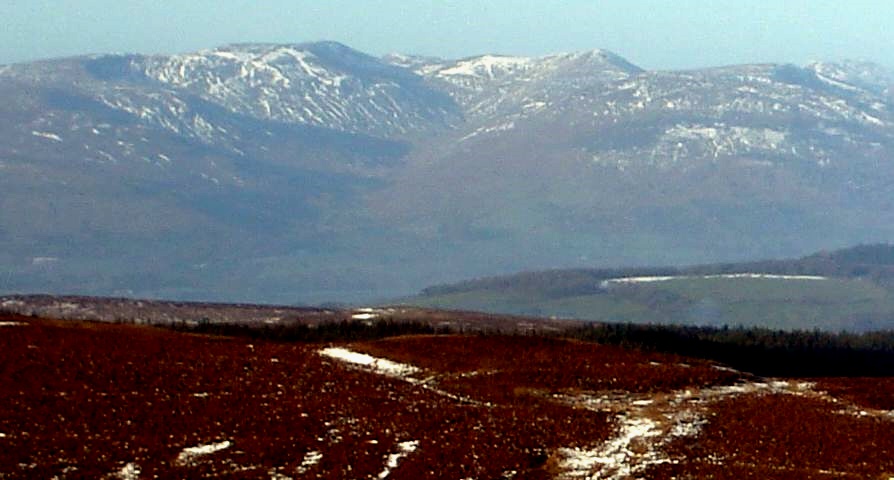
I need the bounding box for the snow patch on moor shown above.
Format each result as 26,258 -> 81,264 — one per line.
320,347 -> 493,407
554,380 -> 819,479
112,462 -> 141,480
558,416 -> 666,479
296,450 -> 322,474
377,440 -> 419,479
175,440 -> 232,466
320,347 -> 421,379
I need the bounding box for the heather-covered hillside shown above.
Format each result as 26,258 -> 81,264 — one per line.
2,314 -> 893,479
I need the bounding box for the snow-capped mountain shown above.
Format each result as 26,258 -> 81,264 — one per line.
398,49 -> 643,121
133,42 -> 460,138
2,42 -> 894,304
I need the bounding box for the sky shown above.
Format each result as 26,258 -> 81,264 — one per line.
2,0 -> 892,70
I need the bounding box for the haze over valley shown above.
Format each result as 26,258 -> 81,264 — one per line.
2,41 -> 894,304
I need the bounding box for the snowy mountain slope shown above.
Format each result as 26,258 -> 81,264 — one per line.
0,44 -> 425,302
807,60 -> 894,97
394,49 -> 643,122
2,42 -> 894,303
133,42 -> 461,138
370,60 -> 894,272
411,61 -> 894,172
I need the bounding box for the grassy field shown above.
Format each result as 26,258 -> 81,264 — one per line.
409,276 -> 894,331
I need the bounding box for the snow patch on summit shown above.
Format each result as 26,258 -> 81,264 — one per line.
437,55 -> 533,79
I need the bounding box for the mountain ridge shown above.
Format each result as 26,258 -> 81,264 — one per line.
2,41 -> 894,304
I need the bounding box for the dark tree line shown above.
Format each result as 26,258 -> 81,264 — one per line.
566,322 -> 894,377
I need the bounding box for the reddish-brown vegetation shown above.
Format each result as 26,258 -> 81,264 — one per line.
353,335 -> 745,404
0,315 -> 614,479
813,378 -> 894,411
2,313 -> 893,479
648,393 -> 894,479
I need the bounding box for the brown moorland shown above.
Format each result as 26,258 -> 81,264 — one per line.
812,377 -> 894,411
1,313 -> 893,479
649,393 -> 894,479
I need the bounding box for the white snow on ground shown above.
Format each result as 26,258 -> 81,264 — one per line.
0,322 -> 26,327
112,462 -> 141,480
377,440 -> 419,479
555,379 -> 894,478
601,273 -> 828,287
559,416 -> 665,479
296,451 -> 322,474
31,131 -> 63,142
320,347 -> 493,407
351,307 -> 399,320
175,440 -> 232,466
320,347 -> 420,378
554,380 -> 820,479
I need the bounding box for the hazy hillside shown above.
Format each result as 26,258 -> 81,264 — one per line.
408,244 -> 894,331
2,42 -> 894,303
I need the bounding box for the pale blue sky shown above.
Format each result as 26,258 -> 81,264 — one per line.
2,0 -> 892,70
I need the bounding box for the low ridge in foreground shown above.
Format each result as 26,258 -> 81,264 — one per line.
1,311 -> 893,479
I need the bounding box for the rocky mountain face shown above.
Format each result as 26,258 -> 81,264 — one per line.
2,42 -> 894,304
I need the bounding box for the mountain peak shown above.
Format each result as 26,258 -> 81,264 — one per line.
559,48 -> 643,73
435,54 -> 534,79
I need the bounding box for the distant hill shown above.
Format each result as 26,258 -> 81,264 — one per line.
407,244 -> 894,331
2,42 -> 894,303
